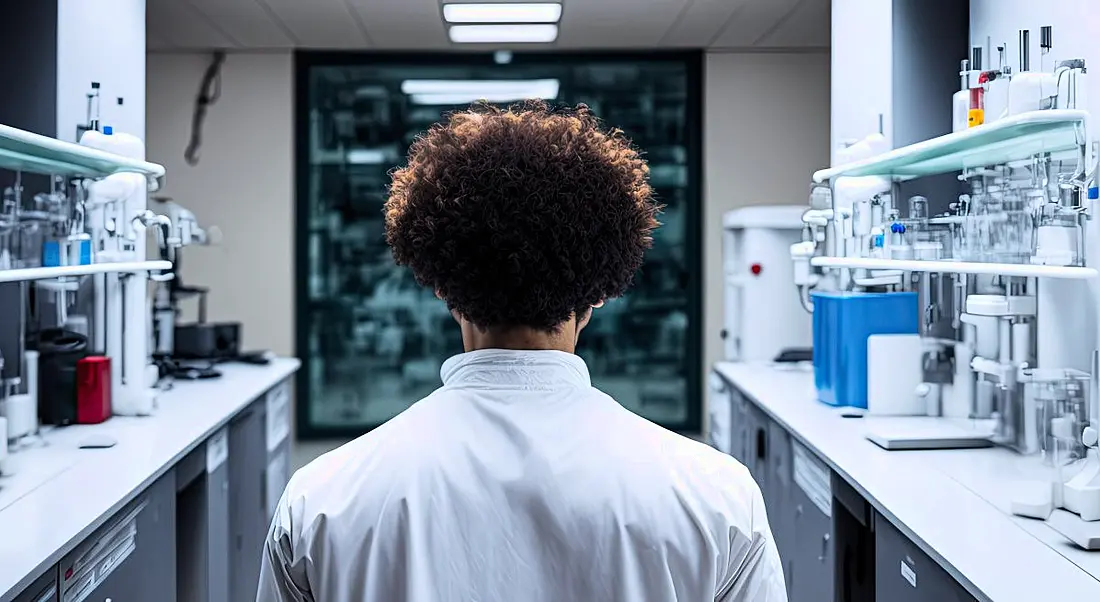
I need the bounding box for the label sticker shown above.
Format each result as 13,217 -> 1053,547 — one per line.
206,426 -> 229,473
62,502 -> 144,602
901,559 -> 917,588
792,441 -> 832,517
265,380 -> 291,452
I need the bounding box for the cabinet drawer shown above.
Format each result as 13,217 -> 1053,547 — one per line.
875,514 -> 977,602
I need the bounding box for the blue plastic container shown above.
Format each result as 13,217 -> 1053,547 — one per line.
811,291 -> 919,408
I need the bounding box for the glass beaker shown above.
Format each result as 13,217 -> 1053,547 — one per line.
1028,369 -> 1089,467
974,182 -> 1034,264
1033,201 -> 1083,266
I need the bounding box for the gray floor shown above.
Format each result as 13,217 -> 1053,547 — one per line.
292,439 -> 349,470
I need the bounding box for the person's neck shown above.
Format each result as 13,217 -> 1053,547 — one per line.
461,322 -> 577,354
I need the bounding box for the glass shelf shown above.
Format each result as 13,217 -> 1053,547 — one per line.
0,260 -> 172,283
0,124 -> 166,190
810,256 -> 1097,280
813,110 -> 1089,182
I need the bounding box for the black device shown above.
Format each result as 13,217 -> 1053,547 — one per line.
774,347 -> 813,363
35,328 -> 89,426
174,321 -> 241,360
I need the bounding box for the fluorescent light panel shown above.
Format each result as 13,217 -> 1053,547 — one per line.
345,149 -> 387,164
401,79 -> 559,96
408,79 -> 560,105
448,24 -> 558,43
412,91 -> 557,105
443,3 -> 562,24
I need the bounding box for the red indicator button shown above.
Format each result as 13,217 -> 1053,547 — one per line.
750,263 -> 763,276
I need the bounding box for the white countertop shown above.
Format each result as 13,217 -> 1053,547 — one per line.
713,361 -> 1100,602
0,358 -> 300,601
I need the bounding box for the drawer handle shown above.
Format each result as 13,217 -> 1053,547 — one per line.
819,533 -> 831,562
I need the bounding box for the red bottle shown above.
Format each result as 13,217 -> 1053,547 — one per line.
76,356 -> 112,424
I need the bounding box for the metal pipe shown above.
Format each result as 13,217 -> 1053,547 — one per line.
1019,29 -> 1031,72
797,284 -> 814,313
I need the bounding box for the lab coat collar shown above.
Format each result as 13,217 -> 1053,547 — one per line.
440,349 -> 591,389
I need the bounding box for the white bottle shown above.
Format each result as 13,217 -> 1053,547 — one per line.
952,90 -> 970,132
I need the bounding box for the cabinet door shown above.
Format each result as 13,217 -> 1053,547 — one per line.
13,569 -> 56,602
875,515 -> 977,602
230,400 -> 268,602
726,387 -> 743,466
766,421 -> 794,584
746,404 -> 770,498
59,474 -> 176,602
207,460 -> 232,602
706,372 -> 734,455
789,443 -> 834,602
265,439 -> 292,520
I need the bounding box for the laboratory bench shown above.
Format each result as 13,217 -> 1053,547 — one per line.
710,361 -> 1100,602
0,358 -> 299,602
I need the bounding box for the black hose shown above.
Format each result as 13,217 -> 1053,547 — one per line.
184,51 -> 227,166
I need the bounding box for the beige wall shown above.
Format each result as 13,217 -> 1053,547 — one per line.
146,52 -> 295,356
702,51 -> 831,381
146,50 -> 831,425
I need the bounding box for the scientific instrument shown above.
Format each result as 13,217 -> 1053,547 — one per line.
721,205 -> 811,363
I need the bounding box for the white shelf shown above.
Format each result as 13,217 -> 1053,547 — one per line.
0,260 -> 172,283
812,110 -> 1088,182
0,124 -> 166,190
810,256 -> 1098,280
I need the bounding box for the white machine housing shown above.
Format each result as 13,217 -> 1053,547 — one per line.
80,128 -> 159,416
722,205 -> 811,362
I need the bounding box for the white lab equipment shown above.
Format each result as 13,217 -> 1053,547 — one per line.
721,205 -> 811,362
866,334 -> 924,415
80,128 -> 160,416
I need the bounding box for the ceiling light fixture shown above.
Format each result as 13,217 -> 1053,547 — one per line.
442,3 -> 563,24
448,24 -> 558,44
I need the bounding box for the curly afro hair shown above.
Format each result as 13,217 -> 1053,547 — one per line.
384,100 -> 660,332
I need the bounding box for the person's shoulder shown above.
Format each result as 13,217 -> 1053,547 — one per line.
283,388 -> 457,509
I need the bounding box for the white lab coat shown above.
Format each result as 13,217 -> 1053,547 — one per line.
257,349 -> 786,602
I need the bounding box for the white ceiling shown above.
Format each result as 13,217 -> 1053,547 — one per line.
147,0 -> 831,51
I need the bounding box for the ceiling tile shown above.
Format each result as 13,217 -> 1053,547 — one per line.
711,0 -> 800,48
147,0 -> 240,49
662,0 -> 752,47
756,0 -> 830,47
348,0 -> 448,49
186,0 -> 296,47
262,0 -> 371,47
556,0 -> 691,48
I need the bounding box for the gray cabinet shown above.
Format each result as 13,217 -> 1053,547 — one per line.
58,472 -> 177,602
729,386 -> 752,465
230,399 -> 268,602
832,475 -> 875,602
12,570 -> 56,602
875,515 -> 977,602
766,421 -> 795,591
176,429 -> 231,602
788,442 -> 834,602
745,404 -> 770,499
